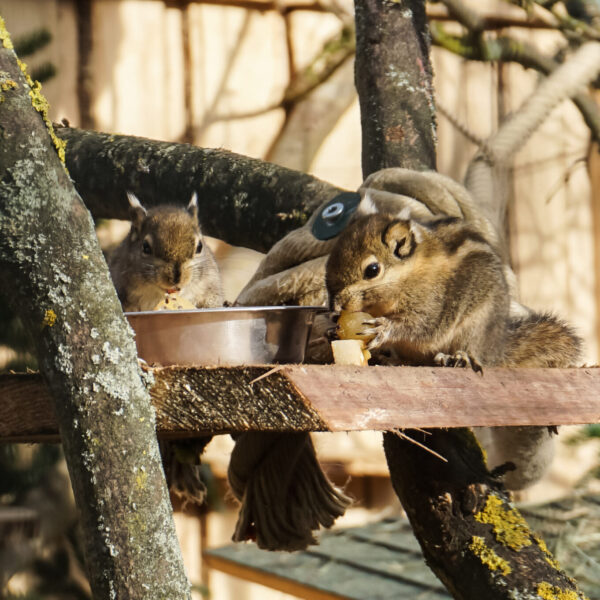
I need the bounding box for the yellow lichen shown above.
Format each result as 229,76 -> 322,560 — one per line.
536,582 -> 587,600
534,534 -> 562,570
0,16 -> 14,50
1,78 -> 16,91
42,309 -> 57,328
469,535 -> 511,576
474,493 -> 532,550
136,470 -> 148,490
16,58 -> 68,166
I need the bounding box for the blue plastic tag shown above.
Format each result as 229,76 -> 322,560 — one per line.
311,192 -> 361,240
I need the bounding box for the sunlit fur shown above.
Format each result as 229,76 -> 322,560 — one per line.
327,214 -> 510,366
109,196 -> 223,311
326,213 -> 581,369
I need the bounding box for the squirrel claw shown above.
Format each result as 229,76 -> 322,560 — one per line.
434,351 -> 483,374
360,318 -> 392,350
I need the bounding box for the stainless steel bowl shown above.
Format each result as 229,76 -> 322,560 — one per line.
125,306 -> 323,366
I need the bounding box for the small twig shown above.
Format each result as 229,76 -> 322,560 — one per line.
392,430 -> 448,463
413,427 -> 432,436
544,157 -> 587,204
249,364 -> 285,385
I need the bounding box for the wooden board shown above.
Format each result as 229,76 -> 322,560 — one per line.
0,365 -> 599,442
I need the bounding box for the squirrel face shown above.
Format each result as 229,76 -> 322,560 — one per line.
326,213 -> 499,318
127,192 -> 203,293
327,214 -> 435,314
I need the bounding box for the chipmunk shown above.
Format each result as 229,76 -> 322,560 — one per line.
109,191 -> 224,311
326,211 -> 582,489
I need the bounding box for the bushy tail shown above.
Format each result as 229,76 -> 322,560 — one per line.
503,312 -> 582,368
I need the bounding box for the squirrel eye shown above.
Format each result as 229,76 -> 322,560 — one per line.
363,262 -> 381,280
142,240 -> 152,255
196,240 -> 203,254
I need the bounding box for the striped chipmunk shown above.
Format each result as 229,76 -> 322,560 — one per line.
325,208 -> 582,489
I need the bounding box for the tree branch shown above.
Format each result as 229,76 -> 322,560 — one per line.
0,19 -> 190,598
55,127 -> 343,252
354,0 -> 436,175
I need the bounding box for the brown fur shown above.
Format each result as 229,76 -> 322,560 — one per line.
326,213 -> 582,369
109,194 -> 224,311
326,214 -> 509,366
504,313 -> 581,368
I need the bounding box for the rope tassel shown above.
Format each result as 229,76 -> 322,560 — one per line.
228,432 -> 352,551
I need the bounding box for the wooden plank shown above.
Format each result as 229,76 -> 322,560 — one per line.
203,543 -> 449,600
0,373 -> 60,441
0,365 -> 599,442
284,365 -> 600,429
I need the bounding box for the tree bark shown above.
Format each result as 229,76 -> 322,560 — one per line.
55,127 -> 343,252
353,0 -> 586,598
383,431 -> 584,599
0,21 -> 190,599
354,0 -> 436,176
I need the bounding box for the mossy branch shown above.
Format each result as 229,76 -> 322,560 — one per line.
384,429 -> 587,600
0,17 -> 190,599
55,126 -> 344,252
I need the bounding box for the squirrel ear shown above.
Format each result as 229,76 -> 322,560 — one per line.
187,192 -> 198,220
126,191 -> 147,230
382,220 -> 416,259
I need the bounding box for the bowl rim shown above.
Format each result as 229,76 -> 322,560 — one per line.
124,305 -> 328,317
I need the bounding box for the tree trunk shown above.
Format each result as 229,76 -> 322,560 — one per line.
353,0 -> 586,598
354,0 -> 436,175
55,127 -> 343,252
0,21 -> 190,599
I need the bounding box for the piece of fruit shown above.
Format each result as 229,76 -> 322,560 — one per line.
336,310 -> 375,343
331,339 -> 371,366
153,294 -> 197,311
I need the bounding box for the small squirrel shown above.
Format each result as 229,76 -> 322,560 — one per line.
108,191 -> 223,506
326,212 -> 582,489
109,191 -> 224,311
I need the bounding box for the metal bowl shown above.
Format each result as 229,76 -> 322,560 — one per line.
125,306 -> 323,366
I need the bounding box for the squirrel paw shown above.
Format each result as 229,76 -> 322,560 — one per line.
434,351 -> 483,374
362,317 -> 393,350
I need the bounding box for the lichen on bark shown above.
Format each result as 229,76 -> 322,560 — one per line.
354,0 -> 436,176
0,18 -> 190,599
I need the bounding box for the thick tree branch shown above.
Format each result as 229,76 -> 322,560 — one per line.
0,20 -> 190,599
55,127 -> 343,252
354,0 -> 436,175
383,431 -> 585,599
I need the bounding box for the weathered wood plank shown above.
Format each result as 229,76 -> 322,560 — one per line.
151,365 -> 327,435
0,365 -> 599,442
283,365 -> 600,429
